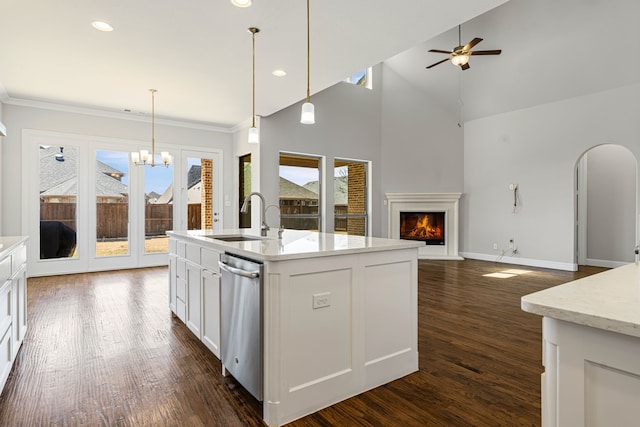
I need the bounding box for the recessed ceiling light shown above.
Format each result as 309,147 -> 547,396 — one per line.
230,0 -> 252,7
92,21 -> 114,32
272,69 -> 287,77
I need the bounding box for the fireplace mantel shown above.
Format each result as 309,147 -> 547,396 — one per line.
386,193 -> 463,260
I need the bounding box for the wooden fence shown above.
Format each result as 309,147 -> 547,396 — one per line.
40,202 -> 201,239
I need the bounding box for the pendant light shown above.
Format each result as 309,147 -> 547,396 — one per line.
248,27 -> 260,144
131,89 -> 171,167
300,0 -> 315,124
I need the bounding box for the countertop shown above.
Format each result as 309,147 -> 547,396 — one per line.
0,236 -> 29,260
521,262 -> 640,338
167,229 -> 422,262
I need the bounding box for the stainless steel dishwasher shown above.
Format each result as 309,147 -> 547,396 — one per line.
218,253 -> 263,401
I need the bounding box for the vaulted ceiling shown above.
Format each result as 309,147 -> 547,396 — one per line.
0,0 -> 506,128
385,0 -> 640,123
2,0 -> 634,129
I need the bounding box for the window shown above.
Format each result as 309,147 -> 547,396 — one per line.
334,159 -> 369,236
95,150 -> 130,257
144,156 -> 173,253
39,145 -> 79,259
343,67 -> 372,90
239,153 -> 251,228
279,153 -> 322,231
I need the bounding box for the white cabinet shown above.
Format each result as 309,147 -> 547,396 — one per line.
185,261 -> 202,337
0,237 -> 28,394
168,254 -> 177,313
169,236 -> 221,359
201,268 -> 221,358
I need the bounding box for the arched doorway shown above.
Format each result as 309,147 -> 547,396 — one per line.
576,144 -> 637,267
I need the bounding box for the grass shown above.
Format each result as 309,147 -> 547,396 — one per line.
95,237 -> 169,257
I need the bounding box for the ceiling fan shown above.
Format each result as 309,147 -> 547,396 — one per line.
426,25 -> 501,70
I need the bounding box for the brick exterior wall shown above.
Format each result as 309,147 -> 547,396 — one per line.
201,159 -> 213,230
347,163 -> 366,235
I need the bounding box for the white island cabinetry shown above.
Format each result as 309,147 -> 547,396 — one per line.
168,229 -> 420,427
169,237 -> 222,359
522,263 -> 640,426
0,236 -> 28,394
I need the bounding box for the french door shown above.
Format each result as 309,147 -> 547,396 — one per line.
23,130 -> 221,276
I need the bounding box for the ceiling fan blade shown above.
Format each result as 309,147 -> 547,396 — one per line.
463,37 -> 483,51
461,63 -> 470,71
426,58 -> 450,69
469,49 -> 502,55
428,49 -> 453,54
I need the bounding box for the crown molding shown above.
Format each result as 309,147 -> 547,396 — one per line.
1,95 -> 234,133
230,115 -> 260,134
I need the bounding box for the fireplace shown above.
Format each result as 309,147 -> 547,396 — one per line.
386,193 -> 462,260
399,212 -> 445,245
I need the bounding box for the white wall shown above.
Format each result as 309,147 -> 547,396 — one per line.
585,144 -> 636,265
0,100 -> 3,233
462,83 -> 640,270
1,103 -> 234,235
380,64 -> 464,237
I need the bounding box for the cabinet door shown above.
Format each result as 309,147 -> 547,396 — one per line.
16,266 -> 27,345
168,254 -> 177,314
186,262 -> 202,338
201,269 -> 221,359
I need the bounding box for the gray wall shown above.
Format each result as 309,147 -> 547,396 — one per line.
1,103 -> 234,235
462,83 -> 640,270
260,66 -> 383,235
585,144 -> 636,264
255,63 -> 464,238
380,64 -> 464,236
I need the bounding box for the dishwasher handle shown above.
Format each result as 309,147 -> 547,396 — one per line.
218,260 -> 260,279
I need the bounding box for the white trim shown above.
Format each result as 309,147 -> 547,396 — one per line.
460,251 -> 578,272
3,96 -> 232,133
386,193 -> 462,260
585,258 -> 628,269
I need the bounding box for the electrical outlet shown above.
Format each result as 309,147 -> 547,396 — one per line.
492,243 -> 498,250
313,292 -> 331,309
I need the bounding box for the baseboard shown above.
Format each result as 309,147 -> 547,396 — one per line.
585,258 -> 629,269
459,252 -> 577,272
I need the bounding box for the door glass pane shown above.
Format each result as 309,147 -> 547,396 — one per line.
187,156 -> 216,230
39,145 -> 79,259
239,153 -> 252,228
95,150 -> 129,257
334,160 -> 367,236
145,155 -> 173,253
279,154 -> 320,231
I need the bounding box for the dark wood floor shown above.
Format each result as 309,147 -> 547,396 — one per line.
0,260 -> 606,426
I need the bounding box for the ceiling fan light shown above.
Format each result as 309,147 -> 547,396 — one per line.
451,54 -> 469,67
248,126 -> 260,144
301,102 -> 315,124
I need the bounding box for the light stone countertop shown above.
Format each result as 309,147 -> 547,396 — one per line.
521,262 -> 640,338
0,236 -> 29,260
167,228 -> 422,262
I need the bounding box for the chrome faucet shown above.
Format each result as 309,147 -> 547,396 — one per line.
266,204 -> 284,239
241,192 -> 269,236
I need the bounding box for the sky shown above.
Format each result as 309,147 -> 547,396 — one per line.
97,151 -> 348,194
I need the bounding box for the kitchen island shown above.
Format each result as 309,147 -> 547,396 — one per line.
521,262 -> 640,426
167,229 -> 421,426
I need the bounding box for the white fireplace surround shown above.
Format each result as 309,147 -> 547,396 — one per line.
386,193 -> 463,260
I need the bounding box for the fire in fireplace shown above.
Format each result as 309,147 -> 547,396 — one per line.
399,211 -> 445,245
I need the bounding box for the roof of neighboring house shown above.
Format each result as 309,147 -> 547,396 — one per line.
303,176 -> 348,204
280,177 -> 318,200
39,145 -> 128,198
187,165 -> 201,189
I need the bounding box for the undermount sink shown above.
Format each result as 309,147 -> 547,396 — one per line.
204,235 -> 267,242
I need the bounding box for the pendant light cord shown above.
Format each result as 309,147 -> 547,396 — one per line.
306,0 -> 310,102
252,29 -> 256,127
